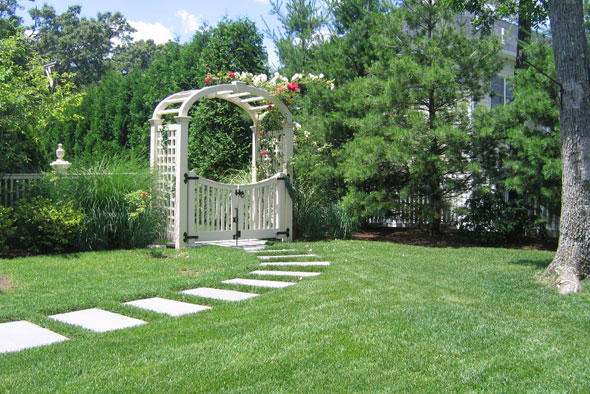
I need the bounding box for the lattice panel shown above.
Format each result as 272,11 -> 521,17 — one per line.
155,124 -> 179,238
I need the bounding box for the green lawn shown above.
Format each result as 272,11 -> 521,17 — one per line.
0,241 -> 588,393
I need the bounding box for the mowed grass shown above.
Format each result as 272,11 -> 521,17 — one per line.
0,241 -> 589,393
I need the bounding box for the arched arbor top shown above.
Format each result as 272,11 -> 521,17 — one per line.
151,80 -> 293,124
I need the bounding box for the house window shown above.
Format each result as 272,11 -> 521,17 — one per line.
490,76 -> 513,108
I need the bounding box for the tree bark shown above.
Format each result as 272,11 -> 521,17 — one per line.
515,0 -> 532,69
544,0 -> 590,294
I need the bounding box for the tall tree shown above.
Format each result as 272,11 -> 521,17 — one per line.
543,0 -> 590,294
341,0 -> 501,233
0,29 -> 80,172
267,0 -> 329,75
28,4 -> 134,88
470,40 -> 561,237
444,0 -> 548,69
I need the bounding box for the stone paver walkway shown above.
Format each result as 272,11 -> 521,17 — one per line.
0,321 -> 68,354
250,270 -> 321,277
124,297 -> 211,316
181,287 -> 259,301
260,261 -> 330,266
257,254 -> 318,260
1,245 -> 328,353
49,308 -> 147,333
221,278 -> 297,288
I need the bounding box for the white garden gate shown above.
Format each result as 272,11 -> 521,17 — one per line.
150,81 -> 293,248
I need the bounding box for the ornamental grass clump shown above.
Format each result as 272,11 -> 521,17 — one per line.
43,156 -> 164,251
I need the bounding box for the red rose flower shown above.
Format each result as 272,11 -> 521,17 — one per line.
205,76 -> 211,83
287,82 -> 299,92
260,131 -> 265,136
229,72 -> 235,79
142,192 -> 147,197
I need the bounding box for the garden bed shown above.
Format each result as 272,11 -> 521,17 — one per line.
352,227 -> 558,251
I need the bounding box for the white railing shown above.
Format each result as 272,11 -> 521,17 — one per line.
1,173 -> 43,207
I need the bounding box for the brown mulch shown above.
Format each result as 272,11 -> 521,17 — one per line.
351,227 -> 558,251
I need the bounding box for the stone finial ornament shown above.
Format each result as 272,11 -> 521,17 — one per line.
50,143 -> 72,172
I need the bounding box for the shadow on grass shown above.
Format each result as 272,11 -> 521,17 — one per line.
510,258 -> 553,270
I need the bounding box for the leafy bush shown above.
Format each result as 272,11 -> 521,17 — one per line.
40,157 -> 164,251
459,187 -> 536,244
0,206 -> 15,251
14,197 -> 83,254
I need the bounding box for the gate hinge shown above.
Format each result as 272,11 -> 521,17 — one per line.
233,231 -> 241,240
183,232 -> 199,243
276,228 -> 290,238
184,173 -> 199,184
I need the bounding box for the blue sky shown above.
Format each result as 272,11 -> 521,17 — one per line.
16,0 -> 282,68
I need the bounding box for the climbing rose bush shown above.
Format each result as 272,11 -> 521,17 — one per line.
203,71 -> 334,179
203,71 -> 334,107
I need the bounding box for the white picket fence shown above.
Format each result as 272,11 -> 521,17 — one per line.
0,173 -> 43,207
366,192 -> 560,237
1,172 -> 560,237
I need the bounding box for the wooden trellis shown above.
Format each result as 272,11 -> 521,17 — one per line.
150,81 -> 294,247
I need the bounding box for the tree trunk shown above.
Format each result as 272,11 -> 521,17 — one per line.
515,0 -> 532,69
544,0 -> 590,294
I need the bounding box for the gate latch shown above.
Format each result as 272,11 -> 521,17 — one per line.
235,189 -> 244,197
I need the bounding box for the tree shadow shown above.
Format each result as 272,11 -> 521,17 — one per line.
509,258 -> 553,270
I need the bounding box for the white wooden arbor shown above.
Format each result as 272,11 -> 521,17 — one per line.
150,81 -> 294,248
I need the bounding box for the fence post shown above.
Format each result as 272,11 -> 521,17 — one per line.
49,143 -> 71,172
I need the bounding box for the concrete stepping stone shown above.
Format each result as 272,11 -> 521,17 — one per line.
191,239 -> 267,249
49,308 -> 146,333
181,287 -> 259,302
0,321 -> 68,354
124,297 -> 211,317
222,278 -> 296,288
250,270 -> 321,278
246,249 -> 295,253
257,254 -> 317,260
260,261 -> 330,267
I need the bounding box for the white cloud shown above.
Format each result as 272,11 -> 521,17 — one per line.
176,10 -> 203,36
129,20 -> 174,44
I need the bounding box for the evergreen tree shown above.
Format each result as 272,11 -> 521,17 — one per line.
340,0 -> 502,233
267,0 -> 329,75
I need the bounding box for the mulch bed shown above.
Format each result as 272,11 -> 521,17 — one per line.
351,227 -> 558,251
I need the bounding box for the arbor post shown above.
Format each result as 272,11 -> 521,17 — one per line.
149,118 -> 164,168
174,116 -> 191,249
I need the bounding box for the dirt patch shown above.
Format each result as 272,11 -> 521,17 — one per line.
0,275 -> 13,291
351,227 -> 558,251
179,268 -> 203,276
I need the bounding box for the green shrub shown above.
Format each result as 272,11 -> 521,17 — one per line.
45,157 -> 164,251
459,187 -> 536,244
0,206 -> 15,251
14,197 -> 83,254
